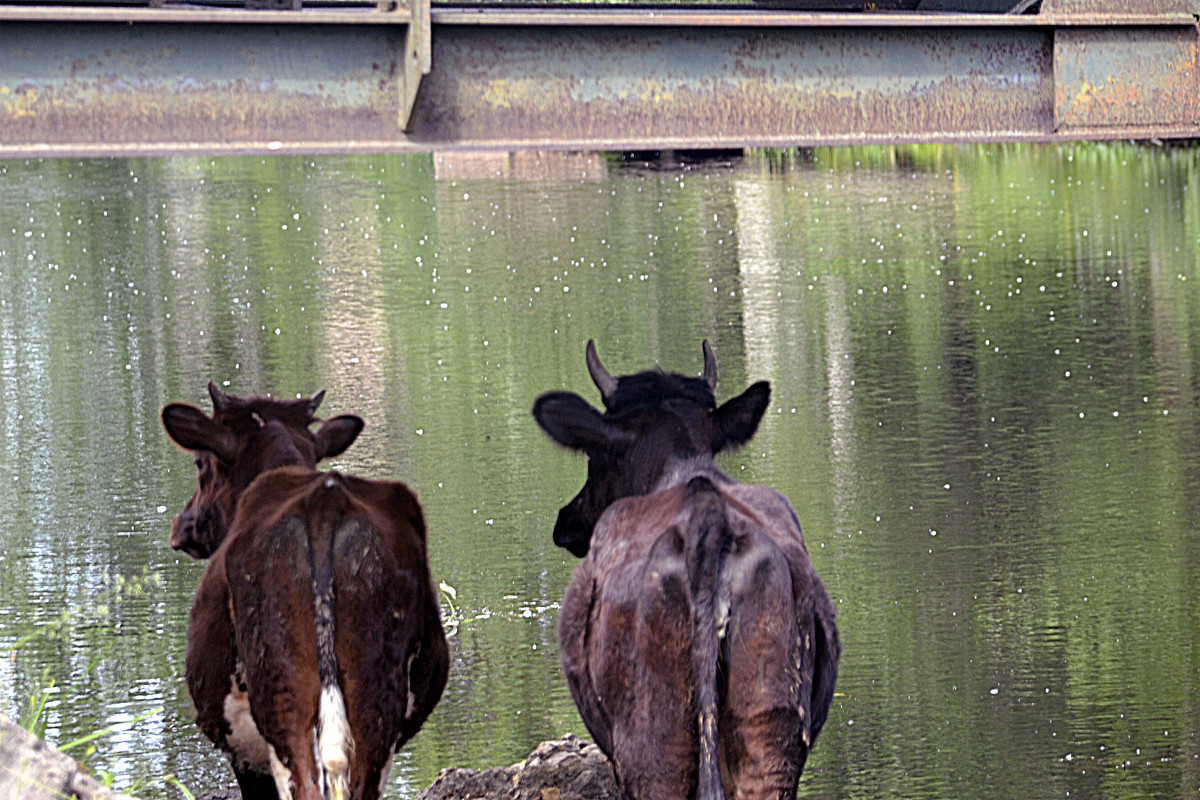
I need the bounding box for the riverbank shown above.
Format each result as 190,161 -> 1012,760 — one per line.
0,718 -> 614,800
0,714 -> 134,800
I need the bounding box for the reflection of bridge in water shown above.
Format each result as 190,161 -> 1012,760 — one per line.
0,0 -> 1196,157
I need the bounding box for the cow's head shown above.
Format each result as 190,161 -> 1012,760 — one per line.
533,340 -> 770,557
161,382 -> 364,559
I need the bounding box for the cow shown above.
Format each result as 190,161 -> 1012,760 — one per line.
162,384 -> 449,800
532,341 -> 841,800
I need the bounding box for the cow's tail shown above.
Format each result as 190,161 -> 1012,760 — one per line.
685,476 -> 732,800
310,477 -> 355,800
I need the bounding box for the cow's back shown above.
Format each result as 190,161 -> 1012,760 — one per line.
582,481 -> 820,610
558,479 -> 839,800
189,466 -> 448,800
716,484 -> 821,602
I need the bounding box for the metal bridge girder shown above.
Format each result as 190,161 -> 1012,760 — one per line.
0,0 -> 1196,156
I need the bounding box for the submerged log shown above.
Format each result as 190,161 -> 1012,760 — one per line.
0,713 -> 135,800
417,734 -> 617,800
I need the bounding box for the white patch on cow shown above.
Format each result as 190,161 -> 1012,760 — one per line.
318,684 -> 354,799
268,744 -> 294,800
223,674 -> 294,799
311,729 -> 325,798
223,677 -> 272,774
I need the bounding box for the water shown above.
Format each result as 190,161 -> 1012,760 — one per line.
1,144 -> 1198,799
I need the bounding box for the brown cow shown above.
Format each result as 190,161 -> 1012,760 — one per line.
162,384 -> 448,800
533,341 -> 840,800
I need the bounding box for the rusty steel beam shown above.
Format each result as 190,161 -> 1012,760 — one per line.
0,2 -> 1196,156
0,3 -> 426,155
414,19 -> 1056,149
412,4 -> 1199,149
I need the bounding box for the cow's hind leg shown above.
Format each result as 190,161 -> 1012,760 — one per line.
605,529 -> 697,800
330,518 -> 421,800
719,542 -> 805,800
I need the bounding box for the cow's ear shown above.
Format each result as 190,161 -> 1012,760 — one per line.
533,391 -> 631,453
162,403 -> 238,463
314,414 -> 364,461
713,381 -> 771,453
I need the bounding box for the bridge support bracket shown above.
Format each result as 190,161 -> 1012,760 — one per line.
400,0 -> 432,130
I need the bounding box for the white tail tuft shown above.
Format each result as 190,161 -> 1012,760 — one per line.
318,684 -> 354,800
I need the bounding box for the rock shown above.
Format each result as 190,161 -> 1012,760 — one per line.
0,713 -> 136,800
193,791 -> 240,800
416,734 -> 617,800
416,765 -> 517,800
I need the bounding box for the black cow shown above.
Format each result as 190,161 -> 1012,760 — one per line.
533,341 -> 840,800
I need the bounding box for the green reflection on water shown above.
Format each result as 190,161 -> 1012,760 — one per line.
0,143 -> 1198,799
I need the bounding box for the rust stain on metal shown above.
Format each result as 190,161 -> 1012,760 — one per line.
1055,26 -> 1197,129
412,25 -> 1055,146
0,84 -> 40,118
1,79 -> 402,144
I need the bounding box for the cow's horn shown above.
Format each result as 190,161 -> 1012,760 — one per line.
208,381 -> 231,412
308,389 -> 326,417
586,340 -> 617,407
701,340 -> 718,390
